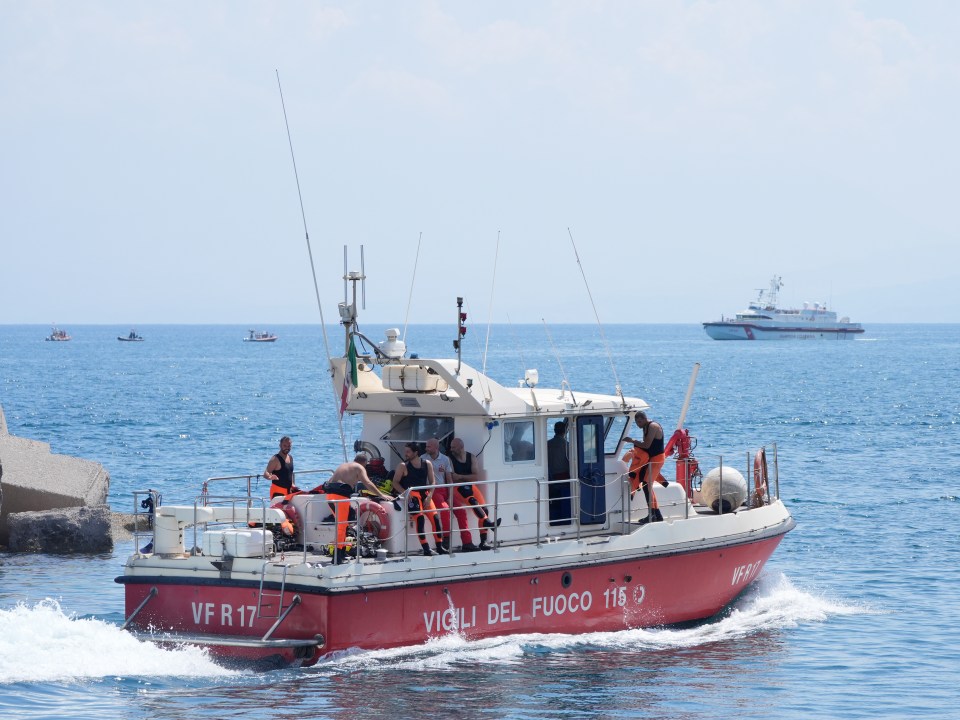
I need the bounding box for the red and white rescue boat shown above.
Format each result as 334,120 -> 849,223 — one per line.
118,288 -> 795,668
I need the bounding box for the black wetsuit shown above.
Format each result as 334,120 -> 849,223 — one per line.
451,452 -> 475,496
400,459 -> 429,491
272,453 -> 295,493
323,480 -> 354,497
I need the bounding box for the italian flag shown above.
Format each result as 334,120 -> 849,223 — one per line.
339,335 -> 358,415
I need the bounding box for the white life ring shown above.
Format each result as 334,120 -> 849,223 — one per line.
356,498 -> 389,540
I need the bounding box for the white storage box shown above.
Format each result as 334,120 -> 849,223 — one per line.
202,528 -> 273,558
382,364 -> 448,392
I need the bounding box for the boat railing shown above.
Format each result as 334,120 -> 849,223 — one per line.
396,478 -> 505,557
131,488 -> 161,554
130,489 -> 279,557
199,468 -> 337,503
136,445 -> 782,562
293,494 -> 400,565
677,443 -> 780,514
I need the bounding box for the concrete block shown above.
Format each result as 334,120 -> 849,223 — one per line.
0,404 -> 110,546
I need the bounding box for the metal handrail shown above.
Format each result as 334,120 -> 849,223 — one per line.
130,446 -> 784,567
396,476 -> 536,558
200,468 -> 337,502
297,494 -> 399,564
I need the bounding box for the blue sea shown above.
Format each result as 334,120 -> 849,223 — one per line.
1,323 -> 958,719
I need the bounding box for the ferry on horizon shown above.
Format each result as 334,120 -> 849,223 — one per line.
703,275 -> 864,340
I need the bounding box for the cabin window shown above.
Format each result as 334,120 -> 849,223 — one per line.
383,416 -> 454,459
603,415 -> 629,455
504,420 -> 536,462
582,423 -> 599,464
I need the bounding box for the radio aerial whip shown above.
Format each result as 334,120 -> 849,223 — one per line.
276,69 -> 347,460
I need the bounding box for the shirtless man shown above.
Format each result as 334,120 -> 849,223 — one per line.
322,454 -> 393,500
321,454 -> 392,564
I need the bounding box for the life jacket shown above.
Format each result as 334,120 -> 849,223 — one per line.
275,499 -> 300,537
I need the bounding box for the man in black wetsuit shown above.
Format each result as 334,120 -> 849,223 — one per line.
392,442 -> 445,556
265,436 -> 299,498
624,412 -> 667,523
449,437 -> 501,550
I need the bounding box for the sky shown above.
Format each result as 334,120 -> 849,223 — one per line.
2,1 -> 958,325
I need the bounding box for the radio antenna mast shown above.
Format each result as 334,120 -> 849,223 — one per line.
276,70 -> 346,459
481,230 -> 501,378
567,227 -> 626,408
402,232 -> 423,342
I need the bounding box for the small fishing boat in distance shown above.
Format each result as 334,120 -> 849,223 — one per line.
703,275 -> 864,340
244,329 -> 278,342
45,325 -> 71,341
118,329 -> 144,342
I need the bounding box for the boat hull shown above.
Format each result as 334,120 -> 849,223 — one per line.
120,527 -> 790,667
703,322 -> 865,340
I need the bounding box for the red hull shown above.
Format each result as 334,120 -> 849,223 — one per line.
122,533 -> 785,667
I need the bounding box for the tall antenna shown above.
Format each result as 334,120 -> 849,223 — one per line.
276,70 -> 347,459
402,231 -> 423,342
481,230 -> 501,377
567,227 -> 626,408
542,319 -> 576,405
505,310 -> 528,375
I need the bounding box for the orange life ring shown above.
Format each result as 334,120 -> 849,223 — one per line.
753,449 -> 768,507
356,497 -> 389,540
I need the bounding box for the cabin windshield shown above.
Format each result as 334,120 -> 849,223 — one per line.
383,415 -> 454,459
602,415 -> 629,454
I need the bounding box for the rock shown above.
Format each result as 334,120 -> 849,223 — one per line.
7,505 -> 113,553
110,512 -> 151,542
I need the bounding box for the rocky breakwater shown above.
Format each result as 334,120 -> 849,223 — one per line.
0,403 -> 113,552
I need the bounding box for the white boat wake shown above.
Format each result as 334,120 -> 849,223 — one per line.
0,599 -> 238,684
0,572 -> 871,684
311,571 -> 873,672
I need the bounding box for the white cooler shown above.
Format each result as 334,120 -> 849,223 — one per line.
202,528 -> 273,558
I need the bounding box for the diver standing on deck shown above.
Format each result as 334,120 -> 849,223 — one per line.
265,436 -> 299,498
624,412 -> 666,523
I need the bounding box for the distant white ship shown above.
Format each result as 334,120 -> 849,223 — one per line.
703,276 -> 864,340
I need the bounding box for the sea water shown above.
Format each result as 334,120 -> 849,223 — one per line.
1,323 -> 958,719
